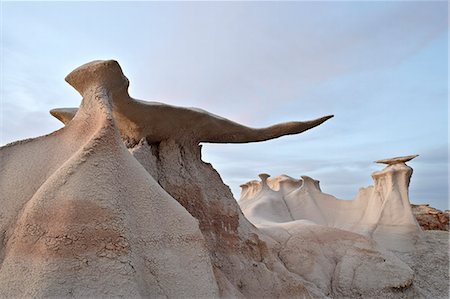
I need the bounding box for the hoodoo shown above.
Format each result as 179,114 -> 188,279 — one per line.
239,155 -> 422,251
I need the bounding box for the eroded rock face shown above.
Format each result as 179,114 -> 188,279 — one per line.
411,204 -> 449,231
240,157 -> 422,252
1,60 -> 332,298
238,157 -> 449,298
0,61 -> 219,298
1,60 -> 442,298
129,139 -> 324,298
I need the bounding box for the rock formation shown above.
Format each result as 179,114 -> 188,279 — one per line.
0,61 -> 219,298
0,60 -> 447,298
240,155 -> 422,251
411,204 -> 449,231
239,156 -> 448,298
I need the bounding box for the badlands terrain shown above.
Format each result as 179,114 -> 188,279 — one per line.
0,60 -> 448,298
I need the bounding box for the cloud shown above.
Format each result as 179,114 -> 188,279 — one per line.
129,2 -> 447,122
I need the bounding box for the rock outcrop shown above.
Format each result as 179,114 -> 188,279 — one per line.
240,155 -> 422,252
239,156 -> 449,298
0,61 -> 219,298
411,204 -> 449,231
1,60 -> 446,298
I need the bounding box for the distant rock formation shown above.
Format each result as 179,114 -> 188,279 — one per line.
240,155 -> 422,251
0,60 -> 447,298
412,204 -> 449,231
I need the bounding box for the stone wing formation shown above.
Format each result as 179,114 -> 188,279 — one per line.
50,60 -> 332,145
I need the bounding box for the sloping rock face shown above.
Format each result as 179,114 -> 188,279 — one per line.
0,61 -> 219,298
0,60 -> 435,298
411,204 -> 449,231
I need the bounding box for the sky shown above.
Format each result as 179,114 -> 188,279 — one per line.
1,1 -> 448,210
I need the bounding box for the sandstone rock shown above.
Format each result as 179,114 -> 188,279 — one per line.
375,154 -> 419,165
1,60 -> 332,298
411,204 -> 449,231
0,60 -> 219,298
240,156 -> 422,252
238,155 -> 449,298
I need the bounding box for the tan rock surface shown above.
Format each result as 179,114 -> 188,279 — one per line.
239,158 -> 448,298
0,61 -> 219,298
393,231 -> 449,299
375,154 -> 419,165
240,158 -> 423,252
411,204 -> 449,231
